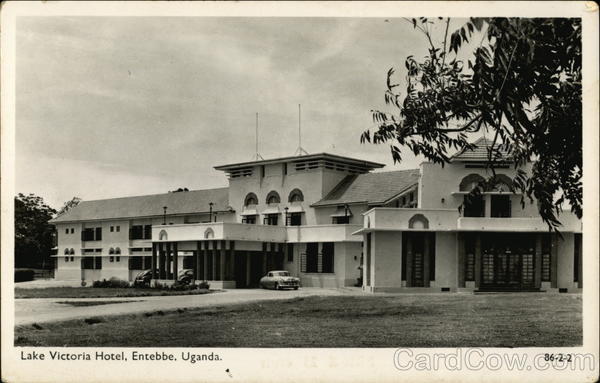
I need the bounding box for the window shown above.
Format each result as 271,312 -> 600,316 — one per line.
491,195 -> 511,217
71,228 -> 74,234
322,242 -> 334,273
242,215 -> 257,224
305,243 -> 318,273
541,235 -> 551,282
244,193 -> 258,206
115,247 -> 121,255
70,256 -> 74,262
65,228 -> 69,235
263,214 -> 279,226
130,225 -> 152,240
65,256 -> 69,262
288,189 -> 304,203
463,195 -> 485,217
116,256 -> 120,262
332,216 -> 350,224
110,226 -> 114,232
82,256 -> 102,270
289,212 -> 302,226
287,243 -> 294,262
82,227 -> 102,241
459,174 -> 485,192
266,191 -> 281,204
64,248 -> 69,255
110,256 -> 114,262
116,226 -> 120,232
128,257 -> 143,270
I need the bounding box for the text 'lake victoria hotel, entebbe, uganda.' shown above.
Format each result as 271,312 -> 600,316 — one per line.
49,137 -> 582,293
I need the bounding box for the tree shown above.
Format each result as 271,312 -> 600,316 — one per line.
14,193 -> 57,269
56,196 -> 82,216
362,17 -> 581,229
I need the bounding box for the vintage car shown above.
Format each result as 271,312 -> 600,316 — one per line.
259,270 -> 300,290
133,269 -> 194,287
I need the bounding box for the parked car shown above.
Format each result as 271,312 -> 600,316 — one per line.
259,270 -> 300,290
133,269 -> 152,287
177,269 -> 194,285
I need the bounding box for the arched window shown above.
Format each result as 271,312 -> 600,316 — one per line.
244,193 -> 258,206
69,248 -> 75,255
64,248 -> 69,255
266,191 -> 281,204
204,228 -> 214,239
109,248 -> 115,255
488,174 -> 513,192
288,189 -> 304,203
159,230 -> 168,241
408,214 -> 429,229
115,247 -> 121,255
459,174 -> 485,192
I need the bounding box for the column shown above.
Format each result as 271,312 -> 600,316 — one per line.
159,243 -> 165,279
534,234 -> 542,289
457,233 -> 465,288
405,235 -> 413,287
474,234 -> 482,288
203,241 -> 209,280
550,234 -> 558,288
220,240 -> 226,280
229,241 -> 236,281
166,242 -> 172,279
151,243 -> 157,280
423,234 -> 431,288
172,242 -> 178,281
195,241 -> 201,281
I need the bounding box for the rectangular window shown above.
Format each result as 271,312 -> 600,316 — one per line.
109,256 -> 114,262
130,225 -> 144,240
290,213 -> 302,226
116,256 -> 120,262
242,215 -> 257,224
541,234 -> 552,282
332,216 -> 350,224
129,257 -> 143,270
110,226 -> 114,232
463,195 -> 485,217
82,257 -> 94,269
305,243 -> 318,273
491,195 -> 511,217
65,256 -> 69,262
71,228 -> 74,234
95,256 -> 102,269
82,228 -> 95,241
465,236 -> 476,281
287,243 -> 294,262
70,256 -> 74,262
116,226 -> 120,232
263,214 -> 278,226
95,227 -> 102,241
321,242 -> 334,273
65,228 -> 69,235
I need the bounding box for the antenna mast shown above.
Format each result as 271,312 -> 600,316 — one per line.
253,112 -> 264,161
294,104 -> 309,156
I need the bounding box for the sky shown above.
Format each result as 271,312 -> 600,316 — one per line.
16,17 -> 465,209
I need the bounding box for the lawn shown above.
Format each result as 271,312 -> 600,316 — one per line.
15,287 -> 212,299
56,300 -> 142,307
15,293 -> 582,347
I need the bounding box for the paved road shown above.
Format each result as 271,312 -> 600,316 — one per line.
15,287 -> 365,326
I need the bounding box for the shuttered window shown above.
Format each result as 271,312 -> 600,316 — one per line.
322,242 -> 334,273
306,243 -> 318,273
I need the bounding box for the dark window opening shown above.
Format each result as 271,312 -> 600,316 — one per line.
242,215 -> 257,224
332,216 -> 350,224
110,226 -> 114,232
463,195 -> 485,217
130,225 -> 152,240
322,242 -> 334,273
491,195 -> 511,217
82,227 -> 102,241
128,257 -> 143,270
289,213 -> 302,226
287,243 -> 294,262
263,214 -> 279,226
82,256 -> 102,270
306,243 -> 318,273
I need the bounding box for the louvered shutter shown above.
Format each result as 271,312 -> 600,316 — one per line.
300,253 -> 306,273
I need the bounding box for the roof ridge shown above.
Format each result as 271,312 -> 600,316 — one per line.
75,186 -> 229,204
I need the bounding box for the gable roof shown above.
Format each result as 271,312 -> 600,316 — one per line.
312,169 -> 420,207
451,137 -> 512,162
50,187 -> 230,224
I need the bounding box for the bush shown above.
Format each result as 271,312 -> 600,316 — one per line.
15,269 -> 35,282
92,278 -> 130,288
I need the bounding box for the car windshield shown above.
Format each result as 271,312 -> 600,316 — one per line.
273,271 -> 290,277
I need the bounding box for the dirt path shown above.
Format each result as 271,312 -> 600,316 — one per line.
14,287 -> 365,326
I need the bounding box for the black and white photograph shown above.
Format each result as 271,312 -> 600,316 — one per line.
1,2 -> 598,382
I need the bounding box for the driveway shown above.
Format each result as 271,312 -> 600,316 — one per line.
15,287 -> 365,326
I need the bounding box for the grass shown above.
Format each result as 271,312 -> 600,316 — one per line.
15,287 -> 213,299
15,293 -> 582,347
56,300 -> 141,307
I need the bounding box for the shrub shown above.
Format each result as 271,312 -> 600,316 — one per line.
92,278 -> 130,288
15,269 -> 35,282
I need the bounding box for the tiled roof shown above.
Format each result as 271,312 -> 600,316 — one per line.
50,187 -> 230,223
451,137 -> 512,162
312,169 -> 420,207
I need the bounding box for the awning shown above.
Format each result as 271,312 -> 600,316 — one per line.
287,205 -> 305,213
262,207 -> 281,215
240,209 -> 258,216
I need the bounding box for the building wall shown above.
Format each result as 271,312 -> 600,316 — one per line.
556,232 -> 577,291
369,231 -> 403,290
419,162 -> 538,217
431,232 -> 458,288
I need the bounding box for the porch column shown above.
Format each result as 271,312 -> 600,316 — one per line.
551,234 -> 558,288
203,241 -> 209,280
166,242 -> 172,279
457,233 -> 465,288
534,234 -> 542,289
159,243 -> 165,279
474,234 -> 482,288
423,234 -> 431,288
220,240 -> 226,280
405,236 -> 413,287
151,243 -> 157,280
172,242 -> 178,281
195,241 -> 201,280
